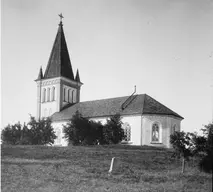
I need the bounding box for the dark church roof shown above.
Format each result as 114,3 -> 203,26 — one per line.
51,94 -> 183,121
36,67 -> 43,81
43,21 -> 75,80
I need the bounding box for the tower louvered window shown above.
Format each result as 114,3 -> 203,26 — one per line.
47,88 -> 50,101
68,89 -> 72,103
72,90 -> 75,103
52,87 -> 55,101
42,88 -> 46,102
63,88 -> 66,102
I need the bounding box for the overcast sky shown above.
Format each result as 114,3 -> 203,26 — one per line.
1,0 -> 213,133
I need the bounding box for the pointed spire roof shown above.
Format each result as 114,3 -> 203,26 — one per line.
43,20 -> 74,80
36,67 -> 43,80
75,69 -> 81,82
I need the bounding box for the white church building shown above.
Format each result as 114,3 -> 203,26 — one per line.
35,19 -> 183,148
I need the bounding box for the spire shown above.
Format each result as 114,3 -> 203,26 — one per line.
36,67 -> 43,80
75,69 -> 81,82
43,14 -> 75,80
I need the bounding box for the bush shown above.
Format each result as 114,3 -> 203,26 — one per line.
1,116 -> 56,145
27,116 -> 56,145
102,114 -> 125,144
1,122 -> 22,145
170,131 -> 194,173
63,112 -> 125,145
198,123 -> 213,173
63,111 -> 104,145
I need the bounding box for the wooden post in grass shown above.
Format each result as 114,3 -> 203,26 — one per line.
108,157 -> 115,174
182,158 -> 185,173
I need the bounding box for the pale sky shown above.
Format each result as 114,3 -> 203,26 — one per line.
1,0 -> 213,133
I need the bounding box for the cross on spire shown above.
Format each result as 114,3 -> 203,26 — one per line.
58,13 -> 64,22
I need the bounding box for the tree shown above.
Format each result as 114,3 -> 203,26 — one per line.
1,122 -> 22,145
63,112 -> 125,145
197,123 -> 213,173
27,116 -> 56,145
102,114 -> 125,144
63,111 -> 92,145
170,131 -> 194,173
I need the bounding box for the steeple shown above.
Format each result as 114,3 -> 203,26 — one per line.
43,16 -> 74,80
36,67 -> 43,80
75,69 -> 81,82
35,15 -> 83,120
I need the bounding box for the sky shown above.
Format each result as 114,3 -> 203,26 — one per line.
1,0 -> 213,133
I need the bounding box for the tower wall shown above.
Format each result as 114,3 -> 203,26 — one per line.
36,77 -> 82,119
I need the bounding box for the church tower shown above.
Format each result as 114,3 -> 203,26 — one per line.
35,16 -> 83,119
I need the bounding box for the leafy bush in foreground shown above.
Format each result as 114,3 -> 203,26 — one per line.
1,116 -> 56,145
198,123 -> 213,173
63,112 -> 125,145
170,131 -> 194,173
170,122 -> 213,173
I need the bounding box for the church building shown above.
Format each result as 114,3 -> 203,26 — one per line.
35,18 -> 183,148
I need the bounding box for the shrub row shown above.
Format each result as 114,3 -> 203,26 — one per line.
1,116 -> 56,145
63,111 -> 125,145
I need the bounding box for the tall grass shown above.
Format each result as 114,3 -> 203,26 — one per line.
1,145 -> 212,192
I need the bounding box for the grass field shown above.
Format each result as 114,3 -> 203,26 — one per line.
1,145 -> 212,192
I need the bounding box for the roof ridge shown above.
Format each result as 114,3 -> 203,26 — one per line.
79,94 -> 145,104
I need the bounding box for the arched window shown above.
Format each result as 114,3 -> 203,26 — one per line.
72,90 -> 75,103
172,124 -> 176,134
67,89 -> 72,103
63,88 -> 66,102
47,88 -> 50,101
42,88 -> 46,102
122,122 -> 131,142
152,123 -> 160,142
52,87 -> 55,101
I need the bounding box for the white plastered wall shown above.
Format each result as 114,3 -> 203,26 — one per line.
90,115 -> 142,145
52,115 -> 142,146
141,115 -> 181,148
52,121 -> 69,146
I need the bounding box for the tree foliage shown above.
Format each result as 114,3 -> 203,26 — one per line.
1,122 -> 22,145
27,116 -> 56,145
63,111 -> 104,145
170,131 -> 194,173
170,131 -> 194,160
197,123 -> 213,173
170,123 -> 213,173
63,112 -> 125,145
1,116 -> 56,145
102,114 -> 125,144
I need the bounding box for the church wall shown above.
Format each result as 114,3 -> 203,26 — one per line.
90,115 -> 142,145
41,101 -> 58,117
122,115 -> 142,145
52,121 -> 69,146
142,115 -> 181,148
51,115 -> 181,148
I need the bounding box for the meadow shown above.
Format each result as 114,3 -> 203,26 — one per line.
1,145 -> 212,192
